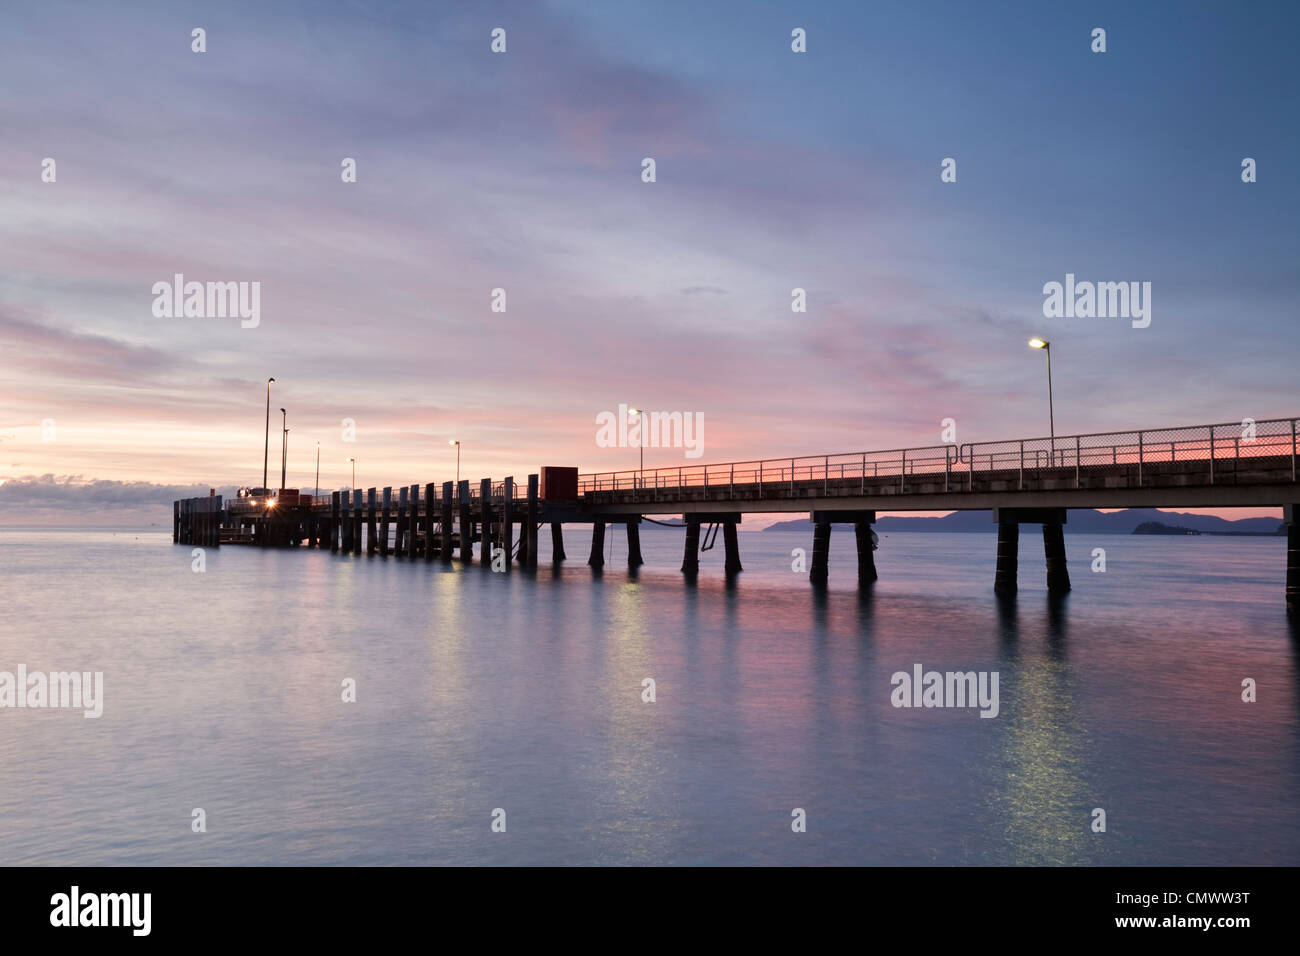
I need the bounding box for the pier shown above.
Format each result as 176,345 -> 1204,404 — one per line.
174,416 -> 1300,604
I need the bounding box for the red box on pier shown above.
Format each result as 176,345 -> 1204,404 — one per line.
540,467 -> 578,502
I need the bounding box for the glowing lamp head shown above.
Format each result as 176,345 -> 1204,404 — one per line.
1028,338 -> 1048,350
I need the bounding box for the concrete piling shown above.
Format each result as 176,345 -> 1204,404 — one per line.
627,518 -> 644,569
1043,520 -> 1071,593
682,518 -> 700,575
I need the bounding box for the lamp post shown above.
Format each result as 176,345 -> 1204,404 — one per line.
315,441 -> 320,497
449,440 -> 460,484
263,377 -> 275,493
629,407 -> 644,491
280,408 -> 287,490
347,457 -> 356,490
1028,338 -> 1055,464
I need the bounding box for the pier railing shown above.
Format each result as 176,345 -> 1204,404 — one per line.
577,416 -> 1299,497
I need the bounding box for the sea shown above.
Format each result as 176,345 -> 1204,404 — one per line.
1,526 -> 1296,866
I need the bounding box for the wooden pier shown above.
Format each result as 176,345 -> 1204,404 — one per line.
174,416 -> 1300,604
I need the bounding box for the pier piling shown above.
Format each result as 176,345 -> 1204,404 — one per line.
810,521 -> 831,586
331,491 -> 340,553
366,489 -> 377,554
1043,520 -> 1071,593
503,477 -> 515,568
457,480 -> 472,562
480,478 -> 493,568
440,481 -> 454,561
552,523 -> 566,563
626,518 -> 644,569
993,513 -> 1020,595
352,489 -> 362,555
395,487 -> 408,556
1287,506 -> 1298,609
527,475 -> 540,569
682,518 -> 700,575
589,520 -> 606,568
723,519 -> 742,574
424,483 -> 437,561
854,518 -> 878,585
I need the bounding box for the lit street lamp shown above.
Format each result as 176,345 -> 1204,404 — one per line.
263,377 -> 275,493
280,408 -> 287,491
629,407 -> 644,491
315,441 -> 320,497
449,439 -> 460,484
1028,338 -> 1056,464
347,457 -> 356,489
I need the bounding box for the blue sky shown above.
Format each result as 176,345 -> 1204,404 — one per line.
0,0 -> 1296,518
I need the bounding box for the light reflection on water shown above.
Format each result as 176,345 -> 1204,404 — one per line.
0,528 -> 1296,865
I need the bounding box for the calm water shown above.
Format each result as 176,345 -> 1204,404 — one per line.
1,527 -> 1297,866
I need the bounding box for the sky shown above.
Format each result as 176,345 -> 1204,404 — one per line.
1,0 -> 1297,525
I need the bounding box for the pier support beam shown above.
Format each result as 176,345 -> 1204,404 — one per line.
551,523 -> 566,562
502,477 -> 515,569
855,518 -> 878,585
588,520 -> 606,568
480,479 -> 494,568
526,475 -> 539,569
994,522 -> 1019,595
1286,505 -> 1299,609
440,482 -> 454,561
626,519 -> 644,569
458,481 -> 472,562
1043,521 -> 1072,593
682,518 -> 700,575
993,508 -> 1069,594
810,522 -> 831,586
424,483 -> 437,561
810,511 -> 876,586
331,492 -> 340,553
366,488 -> 378,555
408,484 -> 419,557
380,487 -> 392,556
352,489 -> 362,555
395,486 -> 408,556
723,519 -> 742,574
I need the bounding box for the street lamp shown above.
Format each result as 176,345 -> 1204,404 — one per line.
315,441 -> 320,497
347,457 -> 356,490
1028,338 -> 1055,464
629,407 -> 644,491
449,440 -> 460,484
263,377 -> 275,492
280,408 -> 287,490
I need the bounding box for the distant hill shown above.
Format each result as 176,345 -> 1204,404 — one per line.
762,508 -> 1284,535
1133,521 -> 1199,535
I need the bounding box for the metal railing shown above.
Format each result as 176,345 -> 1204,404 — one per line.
578,417 -> 1299,498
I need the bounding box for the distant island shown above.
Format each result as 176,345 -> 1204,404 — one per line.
762,508 -> 1285,535
1133,521 -> 1199,535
